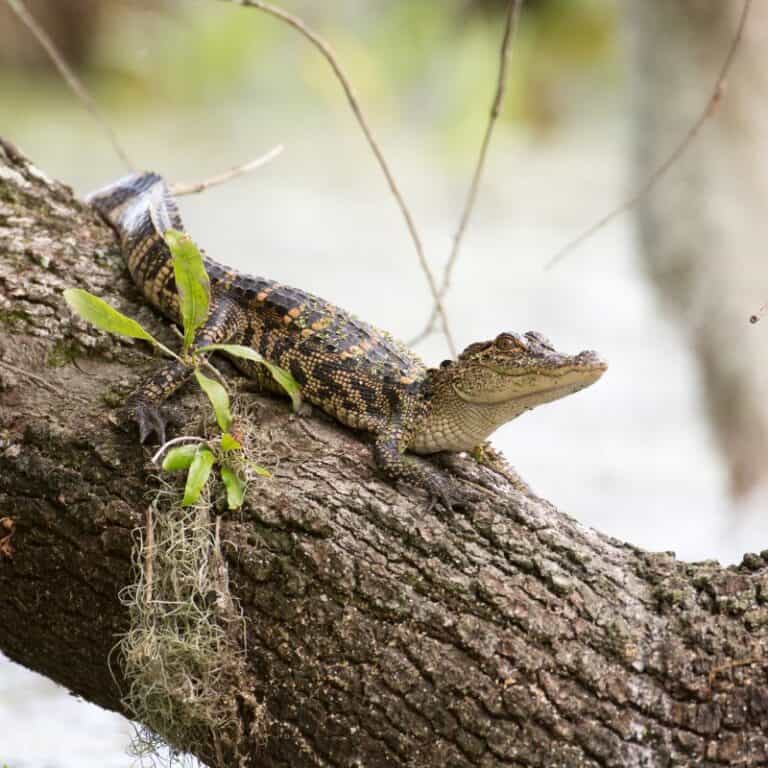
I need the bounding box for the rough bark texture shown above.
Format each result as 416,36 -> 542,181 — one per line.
2,139 -> 768,768
624,1 -> 768,499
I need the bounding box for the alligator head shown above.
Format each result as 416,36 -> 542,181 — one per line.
409,331 -> 607,454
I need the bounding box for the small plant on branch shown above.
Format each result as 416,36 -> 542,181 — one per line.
63,230 -> 300,509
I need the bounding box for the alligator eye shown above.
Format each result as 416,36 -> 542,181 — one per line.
496,332 -> 527,351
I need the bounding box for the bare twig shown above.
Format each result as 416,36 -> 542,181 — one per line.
170,145 -> 284,196
410,0 -> 523,347
151,436 -> 206,466
218,0 -> 455,354
544,0 -> 752,270
5,0 -> 134,171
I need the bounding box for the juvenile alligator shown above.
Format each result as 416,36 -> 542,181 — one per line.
87,173 -> 607,507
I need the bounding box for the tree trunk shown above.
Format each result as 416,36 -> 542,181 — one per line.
0,0 -> 104,70
1,137 -> 768,768
624,0 -> 768,500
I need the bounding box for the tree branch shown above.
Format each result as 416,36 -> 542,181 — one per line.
169,144 -> 284,197
218,0 -> 457,356
411,0 -> 522,347
2,142 -> 767,767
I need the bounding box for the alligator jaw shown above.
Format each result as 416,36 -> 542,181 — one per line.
452,352 -> 607,406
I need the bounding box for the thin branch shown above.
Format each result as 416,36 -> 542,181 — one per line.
5,0 -> 134,171
218,0 -> 456,355
544,0 -> 752,271
410,0 -> 523,348
170,145 -> 284,196
151,436 -> 206,466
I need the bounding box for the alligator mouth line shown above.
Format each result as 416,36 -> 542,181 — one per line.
480,358 -> 607,378
452,363 -> 607,405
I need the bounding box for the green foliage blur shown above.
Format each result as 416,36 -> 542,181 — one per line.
2,0 -> 615,141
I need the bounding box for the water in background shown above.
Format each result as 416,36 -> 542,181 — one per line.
2,86 -> 766,765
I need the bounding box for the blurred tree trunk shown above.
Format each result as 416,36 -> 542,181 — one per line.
624,1 -> 768,499
0,0 -> 104,69
2,138 -> 768,767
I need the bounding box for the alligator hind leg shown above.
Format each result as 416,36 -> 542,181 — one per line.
127,297 -> 246,443
128,358 -> 188,444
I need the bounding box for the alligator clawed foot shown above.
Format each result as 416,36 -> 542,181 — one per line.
425,477 -> 472,514
136,402 -> 169,445
121,399 -> 169,445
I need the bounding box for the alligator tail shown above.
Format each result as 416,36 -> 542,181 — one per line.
86,171 -> 184,238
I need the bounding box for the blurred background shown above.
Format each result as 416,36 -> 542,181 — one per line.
2,0 -> 767,765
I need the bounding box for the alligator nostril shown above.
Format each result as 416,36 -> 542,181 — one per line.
576,350 -> 608,370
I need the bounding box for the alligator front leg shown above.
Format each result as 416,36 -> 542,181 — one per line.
373,423 -> 463,511
127,297 -> 246,444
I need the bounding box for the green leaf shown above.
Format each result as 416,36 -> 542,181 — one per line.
249,463 -> 271,478
200,344 -> 302,413
162,444 -> 200,472
263,361 -> 303,413
182,448 -> 215,506
201,343 -> 264,363
194,368 -> 231,432
220,432 -> 241,452
63,288 -> 160,345
166,229 -> 210,352
220,465 -> 246,510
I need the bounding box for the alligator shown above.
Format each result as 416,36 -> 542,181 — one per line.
87,172 -> 607,507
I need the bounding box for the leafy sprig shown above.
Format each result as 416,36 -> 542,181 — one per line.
64,229 -> 301,508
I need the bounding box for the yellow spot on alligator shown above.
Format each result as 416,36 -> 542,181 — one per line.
283,314 -> 293,325
400,376 -> 415,384
301,328 -> 313,338
289,306 -> 302,318
347,345 -> 361,356
256,290 -> 270,301
312,318 -> 331,331
221,270 -> 237,290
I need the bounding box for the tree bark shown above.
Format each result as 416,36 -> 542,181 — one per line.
1,138 -> 768,768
